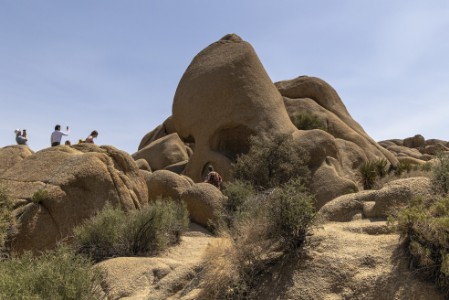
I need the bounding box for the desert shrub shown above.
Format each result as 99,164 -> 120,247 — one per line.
31,189 -> 49,203
74,199 -> 189,261
222,180 -> 256,228
125,200 -> 189,255
374,158 -> 388,178
74,203 -> 127,261
201,179 -> 315,299
393,195 -> 449,295
432,153 -> 449,194
359,160 -> 377,190
394,161 -> 413,176
0,186 -> 14,250
231,133 -> 310,190
267,179 -> 315,250
421,162 -> 433,172
290,112 -> 326,131
0,246 -> 103,300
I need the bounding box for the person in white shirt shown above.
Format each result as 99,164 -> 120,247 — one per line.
51,124 -> 69,146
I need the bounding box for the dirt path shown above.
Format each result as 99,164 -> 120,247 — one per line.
97,223 -> 216,300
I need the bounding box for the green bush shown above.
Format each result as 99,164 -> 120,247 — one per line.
0,186 -> 14,250
359,160 -> 377,190
31,189 -> 49,204
432,153 -> 449,194
231,133 -> 310,190
222,180 -> 256,226
393,196 -> 449,295
74,203 -> 127,261
74,199 -> 189,262
290,112 -> 326,131
0,246 -> 102,300
374,158 -> 388,178
125,200 -> 189,255
267,179 -> 316,250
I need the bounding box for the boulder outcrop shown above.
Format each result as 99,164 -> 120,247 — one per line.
318,177 -> 432,222
0,145 -> 34,175
0,144 -> 148,253
133,133 -> 189,172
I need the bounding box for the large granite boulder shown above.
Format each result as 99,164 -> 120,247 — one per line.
138,116 -> 176,150
132,133 -> 189,171
172,34 -> 297,182
0,145 -> 34,175
0,144 -> 148,253
146,170 -> 193,201
318,177 -> 432,222
277,76 -> 397,166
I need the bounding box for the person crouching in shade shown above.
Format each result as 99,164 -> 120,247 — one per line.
204,165 -> 223,190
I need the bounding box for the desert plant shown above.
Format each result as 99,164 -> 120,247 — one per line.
201,179 -> 315,299
125,200 -> 189,255
0,187 -> 14,251
267,179 -> 315,250
394,161 -> 413,176
432,153 -> 449,194
74,199 -> 189,261
290,112 -> 326,131
374,158 -> 388,178
74,203 -> 127,261
231,133 -> 310,190
31,189 -> 49,203
359,160 -> 377,190
392,195 -> 449,295
0,246 -> 103,300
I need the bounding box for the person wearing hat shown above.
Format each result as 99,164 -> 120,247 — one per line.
14,129 -> 28,145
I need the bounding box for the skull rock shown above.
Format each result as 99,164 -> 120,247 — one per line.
172,34 -> 296,182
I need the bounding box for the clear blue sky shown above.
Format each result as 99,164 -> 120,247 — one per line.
1,1 -> 448,154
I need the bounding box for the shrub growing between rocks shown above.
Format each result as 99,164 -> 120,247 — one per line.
74,199 -> 189,262
231,133 -> 310,190
290,112 -> 326,131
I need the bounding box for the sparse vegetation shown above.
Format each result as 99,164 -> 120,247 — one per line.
359,160 -> 377,190
432,153 -> 449,194
74,199 -> 189,262
231,133 -> 310,190
0,186 -> 14,251
392,195 -> 449,295
201,179 -> 315,299
0,246 -> 103,300
31,189 -> 49,204
290,112 -> 326,131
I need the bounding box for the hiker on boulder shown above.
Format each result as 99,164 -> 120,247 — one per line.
85,130 -> 98,143
204,165 -> 223,189
51,125 -> 70,146
14,129 -> 28,145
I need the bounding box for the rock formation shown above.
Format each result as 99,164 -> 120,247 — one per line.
140,34 -> 399,208
0,144 -> 148,253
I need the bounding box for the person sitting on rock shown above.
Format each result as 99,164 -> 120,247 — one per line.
204,165 -> 223,189
14,129 -> 28,145
85,130 -> 98,143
